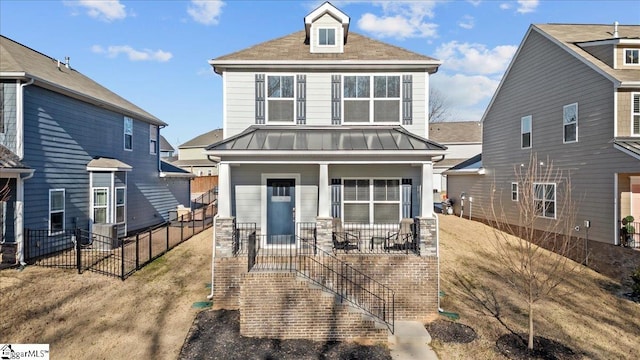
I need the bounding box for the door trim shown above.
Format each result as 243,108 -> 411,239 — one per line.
261,173 -> 301,248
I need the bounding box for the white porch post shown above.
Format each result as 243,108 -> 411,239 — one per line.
217,162 -> 231,217
15,177 -> 25,265
421,161 -> 434,218
318,163 -> 330,218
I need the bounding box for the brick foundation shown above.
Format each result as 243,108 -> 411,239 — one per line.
0,243 -> 17,265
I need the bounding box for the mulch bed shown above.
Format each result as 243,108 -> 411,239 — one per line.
495,333 -> 582,360
179,310 -> 392,360
425,320 -> 477,343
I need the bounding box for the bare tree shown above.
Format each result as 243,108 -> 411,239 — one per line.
486,153 -> 583,350
428,88 -> 451,123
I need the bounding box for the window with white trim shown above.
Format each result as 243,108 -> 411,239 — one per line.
633,93 -> 640,136
93,188 -> 109,224
149,124 -> 157,155
533,183 -> 555,219
343,178 -> 400,224
49,189 -> 65,233
115,187 -> 125,223
124,117 -> 133,150
563,103 -> 578,143
521,115 -> 531,148
267,75 -> 295,122
319,28 -> 336,46
344,75 -> 401,123
625,49 -> 639,65
511,182 -> 518,201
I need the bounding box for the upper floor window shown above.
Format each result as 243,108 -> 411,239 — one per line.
633,93 -> 640,136
267,75 -> 295,122
563,103 -> 578,143
511,182 -> 518,201
49,189 -> 65,234
319,28 -> 336,46
625,49 -> 639,65
124,117 -> 133,151
149,124 -> 157,155
521,115 -> 532,148
344,75 -> 400,123
533,183 -> 555,219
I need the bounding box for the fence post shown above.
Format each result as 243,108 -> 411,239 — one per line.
181,214 -> 184,241
76,228 -> 82,274
149,229 -> 152,261
166,223 -> 170,251
135,233 -> 140,270
121,234 -> 125,280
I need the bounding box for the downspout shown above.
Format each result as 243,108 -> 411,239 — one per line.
207,213 -> 219,300
17,170 -> 35,267
434,211 -> 443,312
17,78 -> 35,160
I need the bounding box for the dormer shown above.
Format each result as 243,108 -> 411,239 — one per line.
577,22 -> 640,70
304,2 -> 350,54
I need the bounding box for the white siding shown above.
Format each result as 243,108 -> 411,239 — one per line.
225,72 -> 256,137
306,73 -> 332,125
234,185 -> 261,223
310,13 -> 343,54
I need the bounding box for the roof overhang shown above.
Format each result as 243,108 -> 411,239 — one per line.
86,157 -> 132,172
614,138 -> 640,160
578,38 -> 640,46
209,60 -> 442,75
304,2 -> 350,42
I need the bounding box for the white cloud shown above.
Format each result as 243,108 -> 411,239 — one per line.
92,45 -> 173,62
65,0 -> 127,22
434,41 -> 517,75
516,0 -> 539,14
458,15 -> 474,30
431,72 -> 500,121
500,3 -> 511,10
188,0 -> 225,25
467,0 -> 482,6
357,1 -> 439,39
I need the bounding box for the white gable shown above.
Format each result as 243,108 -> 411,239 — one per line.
304,2 -> 350,54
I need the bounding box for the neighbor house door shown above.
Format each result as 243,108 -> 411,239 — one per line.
266,178 -> 295,245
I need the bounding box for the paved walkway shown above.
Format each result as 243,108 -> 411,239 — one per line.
388,321 -> 439,360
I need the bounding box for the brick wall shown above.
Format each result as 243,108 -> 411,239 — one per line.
212,257 -> 247,309
240,272 -> 388,342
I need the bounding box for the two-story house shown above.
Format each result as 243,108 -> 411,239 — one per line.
447,24 -> 640,278
0,35 -> 191,265
204,2 -> 446,342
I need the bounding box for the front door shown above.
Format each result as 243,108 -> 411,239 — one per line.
266,178 -> 295,245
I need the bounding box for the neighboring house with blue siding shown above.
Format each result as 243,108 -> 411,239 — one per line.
0,35 -> 192,265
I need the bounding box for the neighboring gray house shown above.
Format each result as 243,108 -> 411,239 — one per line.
159,135 -> 176,159
447,24 -> 640,248
205,2 -> 446,342
172,128 -> 222,176
0,35 -> 191,264
428,121 -> 481,198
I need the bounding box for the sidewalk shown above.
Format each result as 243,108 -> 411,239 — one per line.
389,321 -> 439,360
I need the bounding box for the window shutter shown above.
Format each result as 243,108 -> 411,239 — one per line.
331,178 -> 341,218
296,75 -> 306,124
331,75 -> 341,125
402,75 -> 413,125
401,178 -> 412,218
255,74 -> 265,124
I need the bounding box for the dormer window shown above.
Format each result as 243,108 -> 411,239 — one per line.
625,49 -> 639,65
319,28 -> 336,46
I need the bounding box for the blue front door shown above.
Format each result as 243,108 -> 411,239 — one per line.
266,178 -> 295,245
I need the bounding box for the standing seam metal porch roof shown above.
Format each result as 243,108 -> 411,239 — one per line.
205,126 -> 447,152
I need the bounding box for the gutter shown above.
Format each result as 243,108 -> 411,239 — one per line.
207,214 -> 220,300
17,78 -> 35,160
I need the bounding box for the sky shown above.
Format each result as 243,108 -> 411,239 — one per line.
1,0 -> 639,149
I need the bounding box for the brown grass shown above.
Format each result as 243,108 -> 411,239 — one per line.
1,216 -> 639,359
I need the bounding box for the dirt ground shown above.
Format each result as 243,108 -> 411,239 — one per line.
2,215 -> 640,359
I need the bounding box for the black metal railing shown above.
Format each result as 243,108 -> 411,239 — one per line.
233,222 -> 257,255
334,222 -> 419,255
192,188 -> 217,211
620,220 -> 640,249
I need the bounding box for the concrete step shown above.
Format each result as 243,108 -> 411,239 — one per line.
388,321 -> 438,360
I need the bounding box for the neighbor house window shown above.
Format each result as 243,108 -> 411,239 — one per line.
267,75 -> 294,122
115,187 -> 125,223
319,28 -> 336,46
511,182 -> 518,201
344,75 -> 400,123
625,49 -> 639,65
633,93 -> 640,136
533,183 -> 555,219
93,188 -> 108,223
49,189 -> 65,233
521,115 -> 531,148
563,103 -> 578,143
124,117 -> 133,150
149,125 -> 157,155
343,178 -> 400,224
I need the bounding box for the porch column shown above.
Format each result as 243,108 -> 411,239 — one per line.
16,177 -> 25,265
318,163 -> 330,218
421,161 -> 434,218
218,162 -> 231,217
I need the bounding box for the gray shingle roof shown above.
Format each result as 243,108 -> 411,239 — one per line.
614,138 -> 640,159
534,24 -> 640,84
159,135 -> 175,152
0,144 -> 30,170
179,129 -> 224,148
0,35 -> 165,126
429,122 -> 482,143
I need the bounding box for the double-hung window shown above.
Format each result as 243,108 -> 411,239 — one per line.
344,75 -> 401,123
633,93 -> 640,136
49,189 -> 65,234
149,125 -> 157,155
319,28 -> 336,46
93,188 -> 109,224
563,103 -> 578,143
533,183 -> 555,219
267,75 -> 295,122
625,49 -> 639,65
343,179 -> 400,224
511,182 -> 518,201
115,187 -> 125,223
521,115 -> 532,148
124,117 -> 133,150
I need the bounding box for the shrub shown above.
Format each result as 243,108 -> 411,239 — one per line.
631,266 -> 640,297
624,215 -> 635,235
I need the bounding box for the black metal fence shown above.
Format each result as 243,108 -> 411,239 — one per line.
620,220 -> 640,249
25,203 -> 217,280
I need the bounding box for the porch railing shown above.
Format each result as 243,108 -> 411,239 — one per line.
337,222 -> 420,255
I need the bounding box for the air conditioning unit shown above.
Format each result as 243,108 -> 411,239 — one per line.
92,223 -> 119,250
